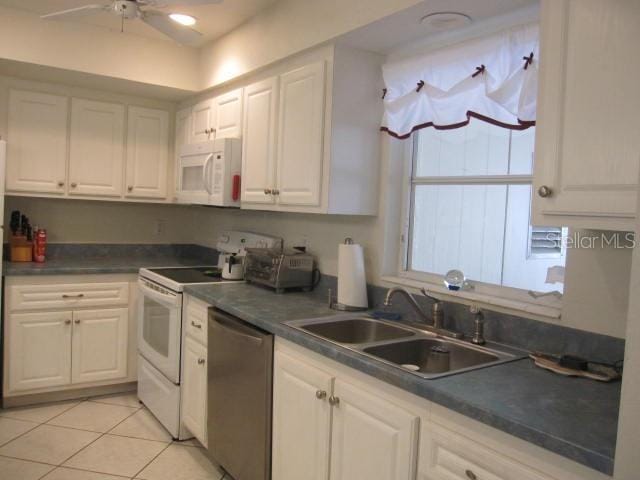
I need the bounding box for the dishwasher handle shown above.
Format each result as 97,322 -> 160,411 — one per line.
209,311 -> 265,346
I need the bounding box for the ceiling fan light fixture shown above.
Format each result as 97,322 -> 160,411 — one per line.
169,13 -> 197,26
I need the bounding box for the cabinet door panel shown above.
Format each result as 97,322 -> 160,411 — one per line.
533,0 -> 640,229
181,336 -> 207,446
126,106 -> 169,199
272,350 -> 333,480
330,378 -> 419,480
71,308 -> 128,384
242,78 -> 278,205
8,311 -> 72,392
276,62 -> 325,206
7,90 -> 68,194
191,98 -> 215,143
215,89 -> 243,139
69,98 -> 124,197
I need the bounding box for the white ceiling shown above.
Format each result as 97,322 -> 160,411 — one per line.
0,0 -> 277,47
339,0 -> 539,55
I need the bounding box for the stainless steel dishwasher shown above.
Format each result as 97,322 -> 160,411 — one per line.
207,308 -> 273,480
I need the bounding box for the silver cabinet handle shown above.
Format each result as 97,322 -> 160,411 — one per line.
127,185 -> 133,192
537,185 -> 553,198
58,181 -> 64,187
191,321 -> 202,329
264,188 -> 272,195
197,358 -> 206,365
465,470 -> 477,480
74,319 -> 80,324
70,182 -> 77,188
272,189 -> 280,195
64,319 -> 71,325
62,294 -> 85,299
328,395 -> 340,406
315,390 -> 327,400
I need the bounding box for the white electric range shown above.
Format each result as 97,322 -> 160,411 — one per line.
136,231 -> 281,439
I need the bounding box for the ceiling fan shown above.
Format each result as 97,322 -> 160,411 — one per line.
40,0 -> 222,45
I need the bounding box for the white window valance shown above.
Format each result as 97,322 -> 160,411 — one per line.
381,23 -> 539,139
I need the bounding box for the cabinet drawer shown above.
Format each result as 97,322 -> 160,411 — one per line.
421,423 -> 554,480
184,296 -> 208,346
9,282 -> 129,312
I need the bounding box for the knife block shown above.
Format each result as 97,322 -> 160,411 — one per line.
10,235 -> 33,262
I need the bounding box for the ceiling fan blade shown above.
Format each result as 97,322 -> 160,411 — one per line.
141,11 -> 203,45
41,4 -> 111,19
140,0 -> 222,6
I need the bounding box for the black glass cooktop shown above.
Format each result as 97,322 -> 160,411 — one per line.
147,266 -> 227,284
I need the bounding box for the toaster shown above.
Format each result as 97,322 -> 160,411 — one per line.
244,248 -> 315,293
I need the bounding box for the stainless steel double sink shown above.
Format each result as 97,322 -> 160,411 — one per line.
286,315 -> 521,379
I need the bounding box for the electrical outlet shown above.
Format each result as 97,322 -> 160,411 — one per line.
154,219 -> 165,236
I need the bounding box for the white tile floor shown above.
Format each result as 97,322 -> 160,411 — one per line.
0,393 -> 229,480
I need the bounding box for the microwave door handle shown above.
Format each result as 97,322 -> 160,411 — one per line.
210,316 -> 264,346
203,153 -> 214,195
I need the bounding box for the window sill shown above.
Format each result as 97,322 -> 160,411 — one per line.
380,275 -> 562,322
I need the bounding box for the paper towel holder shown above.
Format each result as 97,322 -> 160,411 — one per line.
328,288 -> 368,311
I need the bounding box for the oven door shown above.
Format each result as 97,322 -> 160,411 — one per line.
137,278 -> 183,383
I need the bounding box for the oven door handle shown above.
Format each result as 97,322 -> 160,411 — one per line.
138,279 -> 182,308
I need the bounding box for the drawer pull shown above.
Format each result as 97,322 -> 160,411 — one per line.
62,294 -> 85,299
64,319 -> 71,325
315,390 -> 327,400
328,395 -> 340,406
465,470 -> 477,480
197,358 -> 206,365
74,319 -> 80,324
191,321 -> 202,329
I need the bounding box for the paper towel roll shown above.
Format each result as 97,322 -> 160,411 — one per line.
337,240 -> 368,309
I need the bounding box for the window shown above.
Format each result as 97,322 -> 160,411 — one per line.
403,121 -> 566,294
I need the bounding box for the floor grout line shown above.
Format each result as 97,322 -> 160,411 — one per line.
0,418 -> 41,448
130,440 -> 172,479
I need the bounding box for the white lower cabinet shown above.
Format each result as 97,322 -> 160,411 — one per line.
8,311 -> 73,392
275,339 -> 605,480
3,275 -> 136,398
330,378 -> 419,480
272,345 -> 419,480
272,351 -> 333,480
181,335 -> 208,446
71,308 -> 128,384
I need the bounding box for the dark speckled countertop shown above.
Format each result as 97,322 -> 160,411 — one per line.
184,282 -> 620,476
3,244 -> 218,276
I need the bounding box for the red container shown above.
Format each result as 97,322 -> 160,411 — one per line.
33,229 -> 47,263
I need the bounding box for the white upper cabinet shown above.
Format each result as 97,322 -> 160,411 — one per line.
276,62 -> 326,207
242,78 -> 279,204
533,0 -> 640,230
126,106 -> 169,199
214,88 -> 243,139
175,107 -> 192,154
69,98 -> 125,197
6,90 -> 68,194
190,98 -> 216,143
240,46 -> 383,215
189,89 -> 243,144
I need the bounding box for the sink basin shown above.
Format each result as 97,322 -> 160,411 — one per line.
286,314 -> 521,379
363,338 -> 500,375
298,317 -> 415,344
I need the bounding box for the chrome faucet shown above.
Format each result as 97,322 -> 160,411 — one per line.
383,287 -> 463,339
470,305 -> 485,345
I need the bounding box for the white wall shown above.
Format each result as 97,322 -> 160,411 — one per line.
0,6 -> 200,93
198,0 -> 423,89
4,196 -> 194,245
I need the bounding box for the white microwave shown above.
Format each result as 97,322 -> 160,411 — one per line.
176,138 -> 241,206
